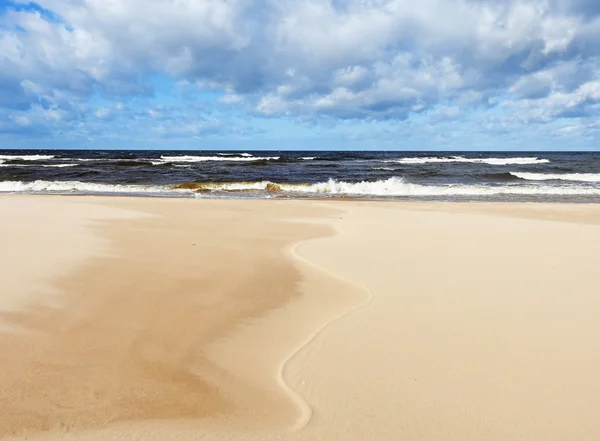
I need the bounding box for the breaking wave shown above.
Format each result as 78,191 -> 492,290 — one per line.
0,180 -> 186,195
274,178 -> 600,196
3,177 -> 600,197
0,163 -> 77,168
160,155 -> 279,162
0,154 -> 55,161
511,172 -> 600,182
40,164 -> 78,168
386,156 -> 550,165
216,152 -> 253,157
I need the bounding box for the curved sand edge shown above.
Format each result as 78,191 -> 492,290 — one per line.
3,200 -> 372,441
276,225 -> 374,432
195,209 -> 373,437
3,197 -> 363,440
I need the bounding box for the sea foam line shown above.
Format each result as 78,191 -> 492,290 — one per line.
217,152 -> 253,157
0,164 -> 78,168
511,172 -> 600,182
3,178 -> 600,197
274,178 -> 600,196
160,155 -> 280,162
0,180 -> 186,194
385,156 -> 550,165
0,154 -> 55,161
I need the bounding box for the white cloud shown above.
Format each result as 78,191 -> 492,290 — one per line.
510,71 -> 555,99
148,108 -> 162,119
1,0 -> 600,136
94,107 -> 111,119
219,94 -> 244,104
504,77 -> 600,122
541,15 -> 578,55
428,106 -> 461,123
13,115 -> 32,127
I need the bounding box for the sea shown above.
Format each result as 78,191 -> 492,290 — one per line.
1,150 -> 600,202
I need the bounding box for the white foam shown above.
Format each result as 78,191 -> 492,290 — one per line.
75,158 -> 154,163
217,152 -> 253,157
160,155 -> 278,162
387,156 -> 550,165
0,154 -> 55,161
3,178 -> 600,198
75,158 -> 113,162
511,172 -> 600,182
195,178 -> 600,197
45,164 -> 78,168
301,157 -> 317,160
301,178 -> 600,196
201,181 -> 273,191
0,164 -> 27,168
0,180 -> 184,195
0,163 -> 77,168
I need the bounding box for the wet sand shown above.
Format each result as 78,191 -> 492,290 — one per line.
1,197 -> 600,440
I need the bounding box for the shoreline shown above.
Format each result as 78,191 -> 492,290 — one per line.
4,191 -> 600,204
2,196 -> 600,440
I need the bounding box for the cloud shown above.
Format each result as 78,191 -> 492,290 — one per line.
505,78 -> 600,122
94,107 -> 112,120
1,0 -> 600,147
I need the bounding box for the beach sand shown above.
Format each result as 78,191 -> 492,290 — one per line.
1,196 -> 600,440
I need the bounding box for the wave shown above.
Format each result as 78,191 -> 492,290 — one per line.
217,152 -> 253,157
76,158 -> 132,162
172,181 -> 273,192
274,178 -> 600,196
386,156 -> 549,165
0,180 -> 184,195
160,155 -> 279,162
75,158 -> 156,164
44,164 -> 78,168
0,163 -> 78,168
159,155 -> 314,164
3,178 -> 600,197
174,178 -> 600,197
0,154 -> 55,161
511,172 -> 600,182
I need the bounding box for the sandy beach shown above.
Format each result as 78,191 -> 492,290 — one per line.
2,196 -> 600,440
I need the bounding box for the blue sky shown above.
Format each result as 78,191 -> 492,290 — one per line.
1,0 -> 600,151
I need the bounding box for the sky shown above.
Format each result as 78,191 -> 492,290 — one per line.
1,0 -> 600,151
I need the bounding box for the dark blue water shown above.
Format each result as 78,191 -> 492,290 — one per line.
1,150 -> 600,202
